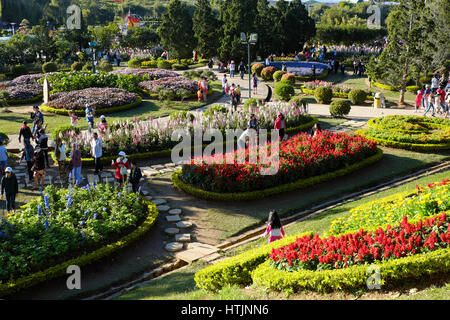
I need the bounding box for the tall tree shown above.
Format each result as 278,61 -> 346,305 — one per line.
158,0 -> 196,59
193,0 -> 219,59
255,0 -> 278,59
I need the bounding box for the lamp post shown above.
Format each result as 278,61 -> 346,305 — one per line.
241,33 -> 258,99
88,42 -> 97,73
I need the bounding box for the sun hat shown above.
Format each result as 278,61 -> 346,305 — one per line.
5,167 -> 12,173
118,151 -> 126,157
100,115 -> 106,120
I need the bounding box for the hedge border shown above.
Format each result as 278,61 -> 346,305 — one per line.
356,131 -> 450,152
172,148 -> 384,202
371,81 -> 399,91
301,87 -> 374,101
366,117 -> 448,134
52,117 -> 317,166
40,96 -> 143,116
6,94 -> 43,106
0,196 -> 159,298
252,247 -> 450,293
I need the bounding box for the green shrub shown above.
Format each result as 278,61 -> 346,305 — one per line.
0,74 -> 5,81
406,85 -> 420,93
82,64 -> 93,72
176,89 -> 192,101
314,87 -> 333,104
330,100 -> 351,117
182,70 -> 201,79
0,132 -> 10,146
243,98 -> 262,111
141,60 -> 158,68
42,62 -> 58,73
157,60 -> 172,70
251,63 -> 265,77
11,65 -> 27,77
128,59 -> 141,68
348,89 -> 367,105
198,59 -> 209,64
289,96 -> 308,110
419,76 -> 431,85
172,63 -> 189,70
158,89 -> 176,101
201,70 -> 217,81
274,81 -> 295,101
98,60 -> 113,72
261,66 -> 277,81
52,124 -> 81,139
71,62 -> 83,71
281,73 -> 296,85
273,70 -> 287,82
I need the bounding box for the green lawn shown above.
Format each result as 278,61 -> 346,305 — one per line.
117,169 -> 450,300
0,82 -> 223,136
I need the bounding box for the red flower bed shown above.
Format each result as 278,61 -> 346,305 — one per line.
270,212 -> 450,272
180,131 -> 377,193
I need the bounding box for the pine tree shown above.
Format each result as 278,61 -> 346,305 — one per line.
158,0 -> 197,60
193,0 -> 219,59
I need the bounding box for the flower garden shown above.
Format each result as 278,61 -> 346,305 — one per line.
0,183 -> 158,296
194,179 -> 450,293
357,116 -> 450,151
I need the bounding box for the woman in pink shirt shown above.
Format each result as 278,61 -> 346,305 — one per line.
262,210 -> 285,244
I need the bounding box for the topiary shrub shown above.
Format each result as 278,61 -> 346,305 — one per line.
172,63 -> 189,70
274,81 -> 295,101
11,65 -> 28,77
82,64 -> 93,72
42,62 -> 58,73
330,100 -> 351,118
201,70 -> 217,81
176,89 -> 192,101
243,98 -> 263,112
158,89 -> 176,101
98,60 -> 113,72
251,63 -> 265,77
348,89 -> 367,105
128,59 -> 141,68
157,60 -> 172,70
419,76 -> 431,86
261,66 -> 278,81
273,70 -> 287,82
141,60 -> 158,68
0,132 -> 10,146
71,62 -> 83,71
281,73 -> 296,85
314,87 -> 333,104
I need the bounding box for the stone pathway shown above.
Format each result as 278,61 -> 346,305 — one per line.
328,118 -> 368,133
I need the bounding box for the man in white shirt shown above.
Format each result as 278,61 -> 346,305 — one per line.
90,132 -> 104,174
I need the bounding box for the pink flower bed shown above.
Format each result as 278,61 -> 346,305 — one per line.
139,77 -> 199,94
110,68 -> 179,80
7,84 -> 43,100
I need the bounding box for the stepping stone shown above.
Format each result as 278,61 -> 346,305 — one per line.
18,184 -> 25,188
15,173 -> 26,177
165,242 -> 184,252
169,209 -> 182,215
175,234 -> 191,242
157,205 -> 170,212
153,199 -> 167,205
151,165 -> 165,170
143,170 -> 159,176
164,163 -> 176,168
165,228 -> 180,235
166,215 -> 181,222
159,169 -> 173,174
141,190 -> 149,196
176,221 -> 192,229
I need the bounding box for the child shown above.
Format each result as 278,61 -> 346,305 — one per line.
0,140 -> 7,176
112,151 -> 129,187
415,90 -> 423,113
262,210 -> 285,244
129,160 -> 142,193
197,89 -> 203,102
69,110 -> 78,127
1,167 -> 18,214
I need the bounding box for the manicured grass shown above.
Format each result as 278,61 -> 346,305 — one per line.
201,148 -> 449,241
117,170 -> 450,300
0,82 -> 223,135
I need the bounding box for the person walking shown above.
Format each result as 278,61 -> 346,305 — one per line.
431,74 -> 439,93
415,90 -> 423,113
252,73 -> 258,95
274,112 -> 287,141
35,129 -> 50,168
129,160 -> 142,193
424,92 -> 435,117
18,120 -> 32,148
340,62 -> 345,76
99,115 -> 108,132
31,105 -> 44,135
19,140 -> 34,184
208,58 -> 214,71
1,167 -> 18,215
0,139 -> 7,176
222,74 -> 228,94
31,147 -> 46,190
90,132 -> 104,174
239,61 -> 246,80
85,104 -> 95,134
70,142 -> 82,186
261,210 -> 285,244
69,110 -> 78,127
51,138 -> 67,184
230,60 -> 235,78
112,151 -> 129,188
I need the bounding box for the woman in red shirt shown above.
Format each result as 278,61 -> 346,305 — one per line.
111,151 -> 129,187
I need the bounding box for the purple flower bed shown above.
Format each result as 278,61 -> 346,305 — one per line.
7,84 -> 43,100
47,88 -> 138,110
110,68 -> 179,80
10,73 -> 58,85
139,77 -> 199,94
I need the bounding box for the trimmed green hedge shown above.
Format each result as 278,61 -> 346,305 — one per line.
252,248 -> 450,293
194,232 -> 314,291
172,148 -> 383,202
301,87 -> 374,101
7,94 -> 43,106
371,81 -> 399,91
356,130 -> 450,152
41,96 -> 143,116
0,197 -> 159,297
